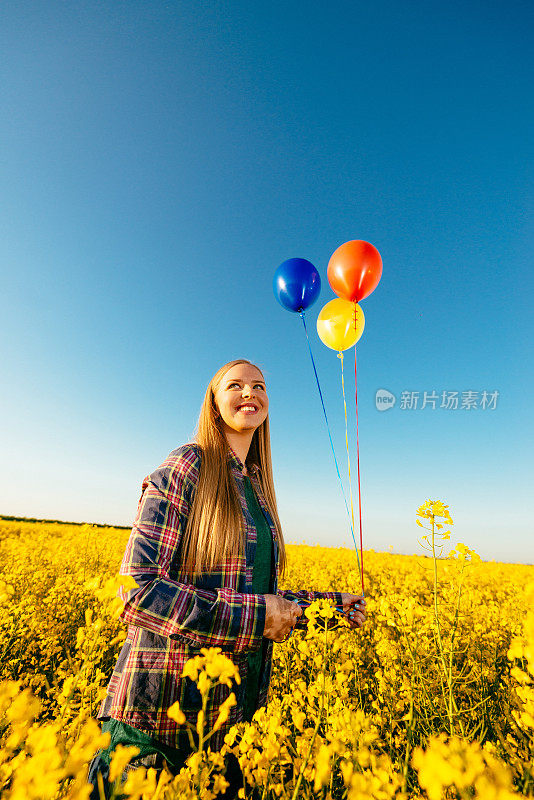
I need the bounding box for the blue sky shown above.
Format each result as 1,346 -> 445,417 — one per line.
1,0 -> 532,564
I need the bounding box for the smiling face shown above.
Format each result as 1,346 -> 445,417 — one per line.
213,363 -> 269,436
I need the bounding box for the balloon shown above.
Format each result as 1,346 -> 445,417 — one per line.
327,240 -> 382,303
273,258 -> 321,313
316,299 -> 365,351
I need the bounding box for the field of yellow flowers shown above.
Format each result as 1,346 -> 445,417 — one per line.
0,502 -> 532,800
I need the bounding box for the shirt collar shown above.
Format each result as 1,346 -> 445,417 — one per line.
226,446 -> 260,477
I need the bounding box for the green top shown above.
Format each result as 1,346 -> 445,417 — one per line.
242,475 -> 273,722
98,718 -> 187,771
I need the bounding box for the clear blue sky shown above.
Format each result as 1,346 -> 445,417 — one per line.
1,0 -> 532,564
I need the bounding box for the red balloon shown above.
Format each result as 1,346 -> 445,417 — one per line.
327,240 -> 382,303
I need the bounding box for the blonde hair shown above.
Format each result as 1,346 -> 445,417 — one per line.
180,359 -> 287,582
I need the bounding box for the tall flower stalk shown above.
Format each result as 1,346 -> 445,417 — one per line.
417,500 -> 455,733
416,500 -> 475,737
289,601 -> 332,800
166,647 -> 239,799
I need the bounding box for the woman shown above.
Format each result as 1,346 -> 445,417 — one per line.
88,359 -> 366,798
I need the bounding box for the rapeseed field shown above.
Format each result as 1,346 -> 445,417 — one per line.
0,502 -> 532,799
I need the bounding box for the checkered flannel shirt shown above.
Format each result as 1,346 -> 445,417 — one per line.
98,443 -> 343,751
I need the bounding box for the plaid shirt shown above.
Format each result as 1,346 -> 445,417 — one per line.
98,444 -> 343,752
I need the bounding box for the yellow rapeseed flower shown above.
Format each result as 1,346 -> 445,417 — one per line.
108,744 -> 141,783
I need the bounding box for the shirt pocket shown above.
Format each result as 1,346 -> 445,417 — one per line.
177,650 -> 247,713
172,641 -> 203,712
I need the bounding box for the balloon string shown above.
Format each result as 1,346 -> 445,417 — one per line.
299,312 -> 362,585
354,331 -> 365,596
338,351 -> 360,589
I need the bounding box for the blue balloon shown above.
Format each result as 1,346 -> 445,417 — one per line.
273,258 -> 321,313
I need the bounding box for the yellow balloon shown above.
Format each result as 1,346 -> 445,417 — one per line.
316,299 -> 365,351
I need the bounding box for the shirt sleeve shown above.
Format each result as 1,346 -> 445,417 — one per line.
277,589 -> 345,630
117,446 -> 266,654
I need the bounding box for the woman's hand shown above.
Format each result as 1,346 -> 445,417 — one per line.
340,593 -> 366,629
263,594 -> 303,641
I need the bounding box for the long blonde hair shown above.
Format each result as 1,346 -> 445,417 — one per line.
180,359 -> 287,581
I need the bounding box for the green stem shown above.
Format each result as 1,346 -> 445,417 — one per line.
290,618 -> 328,800
431,516 -> 454,735
58,626 -> 100,723
448,565 -> 465,737
402,678 -> 415,794
260,765 -> 272,800
352,656 -> 364,710
285,647 -> 291,693
196,692 -> 208,798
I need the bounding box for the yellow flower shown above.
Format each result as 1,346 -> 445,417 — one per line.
197,671 -> 211,695
313,743 -> 332,792
293,710 -> 306,732
182,659 -> 201,682
196,709 -> 205,736
1,515 -> 533,800
109,744 -> 141,783
167,701 -> 186,725
213,692 -> 237,732
212,773 -> 230,794
121,765 -> 158,800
